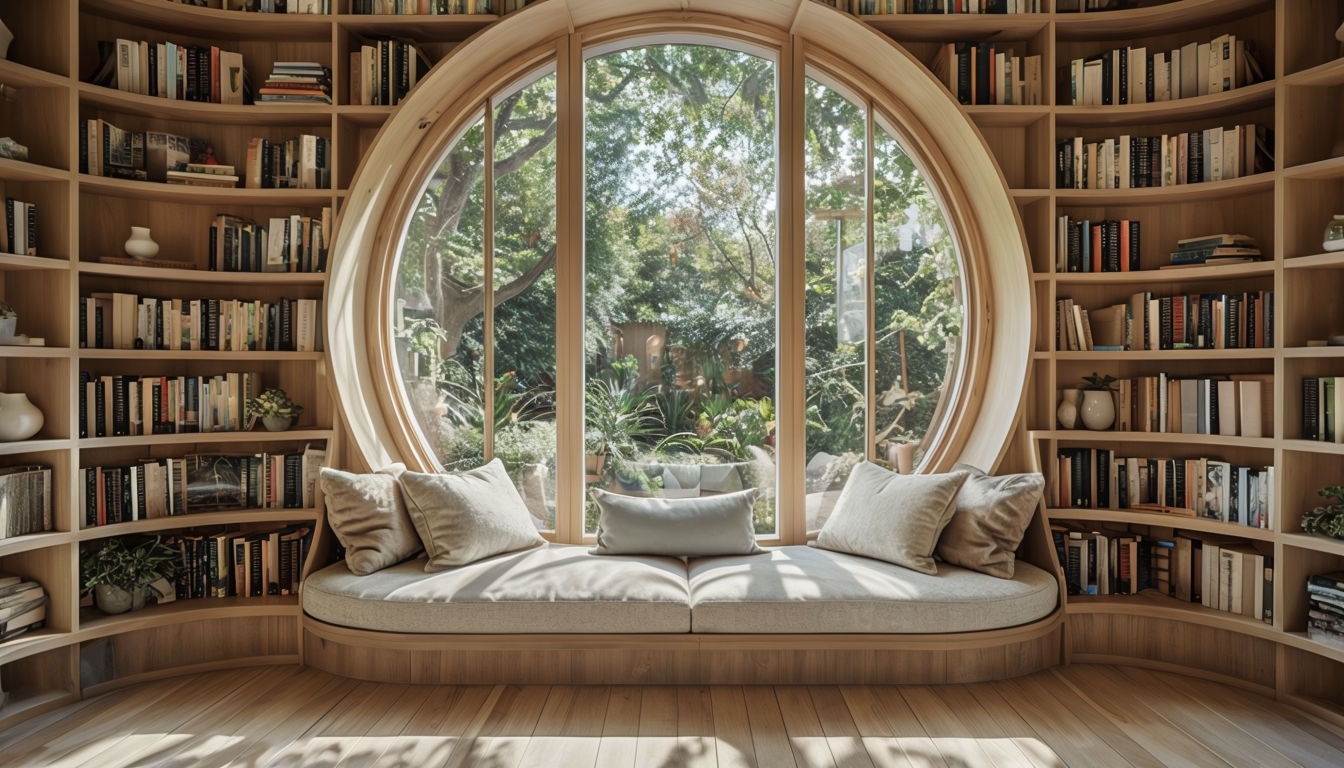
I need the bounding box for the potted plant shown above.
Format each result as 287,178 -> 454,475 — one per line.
1304,485 -> 1344,540
246,386 -> 303,431
0,301 -> 16,343
1079,372 -> 1117,431
81,536 -> 181,614
584,358 -> 659,485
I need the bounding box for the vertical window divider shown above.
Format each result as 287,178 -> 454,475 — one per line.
556,34 -> 586,542
482,95 -> 497,459
780,36 -> 808,545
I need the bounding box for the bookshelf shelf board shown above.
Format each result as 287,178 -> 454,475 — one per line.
1281,155 -> 1344,180
1281,631 -> 1344,666
1052,0 -> 1270,40
1284,56 -> 1344,87
76,509 -> 322,542
1041,429 -> 1276,450
335,105 -> 397,127
0,629 -> 75,667
84,0 -> 334,40
1285,250 -> 1344,269
1053,348 -> 1275,362
1054,174 -> 1274,205
1283,346 -> 1344,359
78,176 -> 336,206
0,157 -> 70,183
0,439 -> 73,458
78,653 -> 300,699
0,532 -> 72,559
77,595 -> 300,641
1279,439 -> 1344,456
76,350 -> 327,363
1279,532 -> 1344,558
1065,591 -> 1280,640
0,346 -> 72,359
1053,80 -> 1276,128
0,58 -> 72,90
78,429 -> 332,450
828,14 -> 1049,42
1011,188 -> 1051,203
77,84 -> 335,125
1053,261 -> 1275,283
1046,506 -> 1274,541
0,253 -> 72,271
79,262 -> 327,285
963,105 -> 1052,128
0,689 -> 78,732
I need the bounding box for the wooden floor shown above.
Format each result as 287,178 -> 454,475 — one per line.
2,664 -> 1343,767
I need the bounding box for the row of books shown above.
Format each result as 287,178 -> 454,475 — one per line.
0,198 -> 37,257
81,293 -> 321,354
258,61 -> 332,105
89,38 -> 247,105
176,1 -> 328,11
1307,571 -> 1344,650
350,40 -> 433,107
211,210 -> 329,274
1054,449 -> 1273,529
0,576 -> 47,643
826,0 -> 1039,12
0,465 -> 52,541
82,446 -> 325,527
1054,217 -> 1140,273
1053,523 -> 1273,622
929,43 -> 1042,106
1168,233 -> 1260,267
351,0 -> 496,11
78,370 -> 262,438
1068,34 -> 1264,107
1074,290 -> 1274,352
172,525 -> 313,600
1055,124 -> 1271,190
1102,373 -> 1269,438
81,121 -> 219,183
244,134 -> 331,190
1299,376 -> 1344,443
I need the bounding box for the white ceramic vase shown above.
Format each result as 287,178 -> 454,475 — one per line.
1056,388 -> 1081,429
124,226 -> 160,260
0,392 -> 42,441
0,315 -> 15,343
1080,389 -> 1116,431
0,19 -> 12,60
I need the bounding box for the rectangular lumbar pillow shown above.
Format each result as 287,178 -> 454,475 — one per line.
812,461 -> 967,575
397,458 -> 546,570
935,463 -> 1044,579
590,487 -> 762,557
319,464 -> 422,576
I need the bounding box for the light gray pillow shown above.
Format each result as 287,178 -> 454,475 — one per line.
936,463 -> 1044,579
812,461 -> 968,574
319,465 -> 422,576
397,458 -> 546,570
590,487 -> 762,557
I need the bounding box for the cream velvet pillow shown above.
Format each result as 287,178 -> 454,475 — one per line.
935,463 -> 1045,579
397,458 -> 546,570
590,487 -> 762,557
319,465 -> 422,576
813,461 -> 968,575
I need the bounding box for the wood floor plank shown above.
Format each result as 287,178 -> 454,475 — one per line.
333,684 -> 437,768
959,678 -> 1064,767
869,686 -> 952,768
517,686 -> 602,768
775,685 -> 838,768
266,679 -> 415,768
375,685 -> 494,768
465,684 -> 549,768
740,686 -> 798,768
992,672 -> 1162,767
709,686 -> 757,768
677,685 -> 718,768
595,685 -> 641,768
808,686 -> 875,768
899,685 -> 1028,768
634,685 -> 681,768
835,686 -> 919,768
933,684 -> 1064,768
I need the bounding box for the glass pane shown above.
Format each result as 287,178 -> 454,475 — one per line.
583,44 -> 778,537
493,74 -> 559,531
802,78 -> 867,532
393,113 -> 488,472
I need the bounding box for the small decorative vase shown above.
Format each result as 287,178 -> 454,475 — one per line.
124,226 -> 159,260
1324,215 -> 1344,252
1080,389 -> 1116,431
0,315 -> 15,343
262,415 -> 294,432
0,392 -> 43,441
1056,388 -> 1081,429
0,19 -> 12,60
93,583 -> 145,614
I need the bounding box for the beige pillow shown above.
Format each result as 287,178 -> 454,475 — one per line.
319,465 -> 422,576
813,461 -> 967,574
591,487 -> 762,557
936,463 -> 1044,579
397,458 -> 546,570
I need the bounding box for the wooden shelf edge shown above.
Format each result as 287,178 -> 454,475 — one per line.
84,0 -> 333,39
1052,0 -> 1271,40
1054,173 -> 1274,205
76,509 -> 321,541
0,531 -> 74,559
79,429 -> 332,449
77,349 -> 326,362
1279,532 -> 1344,557
1051,260 -> 1274,282
0,629 -> 77,666
1047,507 -> 1274,541
1037,429 -> 1276,449
77,597 -> 300,641
79,260 -> 326,284
0,157 -> 71,183
1066,592 -> 1278,640
1054,80 -> 1275,127
79,175 -> 336,206
77,83 -> 334,124
77,654 -> 299,701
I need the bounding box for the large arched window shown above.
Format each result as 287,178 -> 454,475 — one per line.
328,1 -> 1029,545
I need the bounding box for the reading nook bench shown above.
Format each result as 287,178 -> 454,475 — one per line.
300,459 -> 1065,685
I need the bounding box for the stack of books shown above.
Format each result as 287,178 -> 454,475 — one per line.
0,465 -> 53,540
167,162 -> 240,189
256,62 -> 332,104
0,575 -> 47,642
1307,571 -> 1344,649
1169,233 -> 1260,267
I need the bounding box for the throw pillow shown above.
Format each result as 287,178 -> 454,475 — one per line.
812,461 -> 968,574
397,458 -> 546,570
590,487 -> 763,557
319,465 -> 422,576
936,463 -> 1044,579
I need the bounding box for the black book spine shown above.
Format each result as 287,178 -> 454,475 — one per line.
956,43 -> 972,105
84,467 -> 97,528
1115,48 -> 1126,106
975,43 -> 992,105
1128,219 -> 1141,271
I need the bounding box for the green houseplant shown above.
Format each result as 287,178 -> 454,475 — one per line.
0,300 -> 16,342
246,386 -> 303,431
81,537 -> 181,614
1303,485 -> 1344,540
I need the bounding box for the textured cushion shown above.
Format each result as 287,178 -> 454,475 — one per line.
318,465 -> 422,576
397,459 -> 546,570
812,462 -> 968,574
591,488 -> 762,557
302,543 -> 691,633
688,545 -> 1057,633
936,463 -> 1045,579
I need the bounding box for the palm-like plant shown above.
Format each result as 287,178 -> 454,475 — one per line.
585,357 -> 660,478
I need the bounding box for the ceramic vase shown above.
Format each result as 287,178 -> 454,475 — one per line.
262,415 -> 294,432
124,226 -> 160,260
93,583 -> 144,614
0,19 -> 12,60
1056,388 -> 1081,429
0,315 -> 15,343
1080,389 -> 1116,431
0,392 -> 43,441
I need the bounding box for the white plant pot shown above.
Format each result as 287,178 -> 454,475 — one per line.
0,391 -> 43,441
1080,390 -> 1116,431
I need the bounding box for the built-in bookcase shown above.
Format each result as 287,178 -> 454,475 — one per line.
3,0 -> 1344,731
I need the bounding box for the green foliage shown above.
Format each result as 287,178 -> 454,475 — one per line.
584,357 -> 660,474
81,536 -> 181,595
1304,485 -> 1344,539
245,387 -> 302,419
492,419 -> 557,470
1082,372 -> 1118,391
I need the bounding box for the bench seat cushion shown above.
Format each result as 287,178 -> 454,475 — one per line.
303,542 -> 691,633
687,545 -> 1057,633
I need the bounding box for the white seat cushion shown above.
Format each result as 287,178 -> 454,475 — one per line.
303,542 -> 690,633
687,545 -> 1057,633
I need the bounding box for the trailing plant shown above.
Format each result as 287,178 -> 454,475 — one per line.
1303,485 -> 1344,540
80,536 -> 181,596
